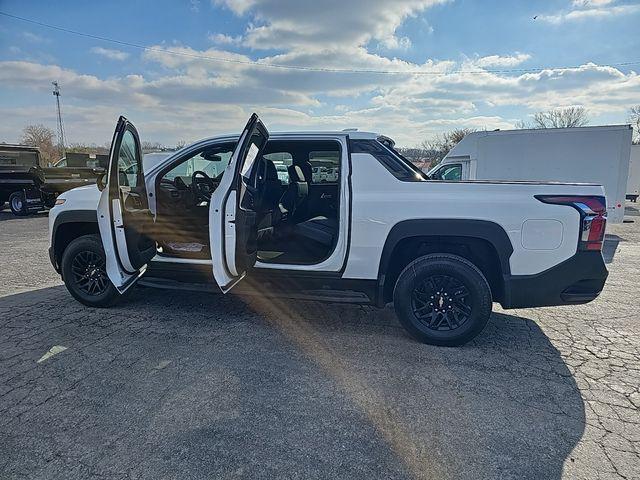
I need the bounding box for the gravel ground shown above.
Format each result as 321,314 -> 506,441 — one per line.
0,206 -> 638,479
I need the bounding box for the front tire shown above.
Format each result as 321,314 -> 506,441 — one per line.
61,234 -> 120,307
393,253 -> 492,346
9,191 -> 27,216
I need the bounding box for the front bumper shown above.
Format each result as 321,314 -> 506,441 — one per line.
501,251 -> 608,309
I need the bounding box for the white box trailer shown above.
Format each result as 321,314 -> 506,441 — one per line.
627,144 -> 640,202
428,125 -> 632,223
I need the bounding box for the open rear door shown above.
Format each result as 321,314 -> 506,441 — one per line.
210,113 -> 269,292
97,116 -> 156,293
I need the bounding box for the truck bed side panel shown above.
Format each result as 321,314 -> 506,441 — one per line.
344,152 -> 605,280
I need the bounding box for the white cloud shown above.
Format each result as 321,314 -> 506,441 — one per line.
91,47 -> 130,61
3,0 -> 639,147
2,56 -> 639,146
208,33 -> 243,45
572,0 -> 614,7
379,35 -> 412,51
22,31 -> 49,43
472,53 -> 531,68
215,0 -> 448,51
539,0 -> 640,24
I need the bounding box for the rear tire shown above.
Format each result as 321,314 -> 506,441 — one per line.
393,253 -> 492,346
9,191 -> 27,216
61,234 -> 120,307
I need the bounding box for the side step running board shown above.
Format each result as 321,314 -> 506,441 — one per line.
137,276 -> 372,304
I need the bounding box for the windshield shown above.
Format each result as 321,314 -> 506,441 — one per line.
160,143 -> 236,183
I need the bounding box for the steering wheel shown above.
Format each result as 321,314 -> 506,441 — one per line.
191,170 -> 216,202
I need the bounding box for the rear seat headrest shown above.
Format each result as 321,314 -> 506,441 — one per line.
287,164 -> 306,183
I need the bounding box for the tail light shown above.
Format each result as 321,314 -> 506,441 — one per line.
535,195 -> 607,251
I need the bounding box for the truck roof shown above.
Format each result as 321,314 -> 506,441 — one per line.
0,143 -> 40,153
192,130 -> 381,145
445,124 -> 633,160
468,124 -> 631,137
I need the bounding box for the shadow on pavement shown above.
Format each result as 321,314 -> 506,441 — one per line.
603,234 -> 623,264
0,285 -> 585,479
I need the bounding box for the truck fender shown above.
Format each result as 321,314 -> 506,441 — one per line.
50,210 -> 99,271
376,219 -> 514,305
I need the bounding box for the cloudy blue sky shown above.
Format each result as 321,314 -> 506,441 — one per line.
1,0 -> 639,146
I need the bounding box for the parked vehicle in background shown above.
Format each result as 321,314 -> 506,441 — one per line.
428,125 -> 632,223
627,144 -> 640,202
311,166 -> 328,183
48,114 -> 610,346
0,145 -> 104,215
0,145 -> 45,214
275,164 -> 289,184
43,152 -> 107,203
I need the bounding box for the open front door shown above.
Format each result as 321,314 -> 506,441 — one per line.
97,116 -> 156,293
210,113 -> 269,292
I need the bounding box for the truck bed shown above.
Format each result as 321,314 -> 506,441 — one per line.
40,166 -> 101,194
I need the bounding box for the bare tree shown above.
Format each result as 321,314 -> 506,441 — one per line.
530,107 -> 589,129
630,105 -> 640,144
421,128 -> 477,166
175,140 -> 187,150
20,124 -> 58,166
396,146 -> 433,171
141,141 -> 164,153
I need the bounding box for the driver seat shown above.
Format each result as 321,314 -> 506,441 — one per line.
256,159 -> 282,231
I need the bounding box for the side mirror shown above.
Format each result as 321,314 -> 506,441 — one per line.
96,171 -> 107,191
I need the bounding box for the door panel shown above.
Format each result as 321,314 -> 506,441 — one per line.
97,116 -> 155,293
210,113 -> 270,292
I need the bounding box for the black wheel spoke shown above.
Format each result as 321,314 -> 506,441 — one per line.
443,313 -> 454,330
71,249 -> 109,296
432,312 -> 446,329
411,273 -> 472,332
453,302 -> 471,316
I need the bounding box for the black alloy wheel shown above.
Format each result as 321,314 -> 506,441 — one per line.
411,274 -> 471,332
61,234 -> 120,307
393,253 -> 492,346
70,250 -> 110,296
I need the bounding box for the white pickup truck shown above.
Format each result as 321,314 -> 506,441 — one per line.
48,114 -> 609,346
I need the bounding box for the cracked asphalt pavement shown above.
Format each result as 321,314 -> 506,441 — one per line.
0,206 -> 639,479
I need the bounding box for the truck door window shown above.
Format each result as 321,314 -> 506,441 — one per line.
117,130 -> 140,187
162,148 -> 234,183
264,152 -> 293,184
309,150 -> 340,184
434,164 -> 462,181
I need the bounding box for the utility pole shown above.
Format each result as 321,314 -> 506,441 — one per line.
52,80 -> 66,161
